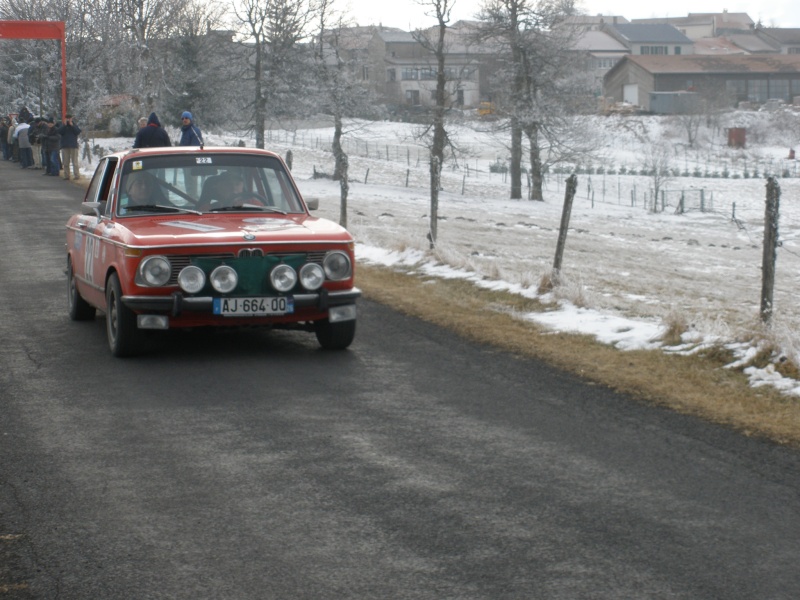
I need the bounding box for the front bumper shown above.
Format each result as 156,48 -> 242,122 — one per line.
122,287 -> 361,316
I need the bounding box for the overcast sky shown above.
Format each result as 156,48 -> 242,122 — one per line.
344,0 -> 800,30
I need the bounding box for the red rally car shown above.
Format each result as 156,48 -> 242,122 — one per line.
66,146 -> 360,357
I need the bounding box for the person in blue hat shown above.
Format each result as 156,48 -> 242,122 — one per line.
178,111 -> 203,147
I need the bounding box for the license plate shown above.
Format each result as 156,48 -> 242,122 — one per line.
213,296 -> 293,316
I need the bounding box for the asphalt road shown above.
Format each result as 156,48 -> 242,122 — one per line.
2,159 -> 800,599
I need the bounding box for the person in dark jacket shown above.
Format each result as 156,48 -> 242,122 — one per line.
43,118 -> 61,176
133,112 -> 171,148
178,111 -> 203,147
58,114 -> 82,180
0,119 -> 9,161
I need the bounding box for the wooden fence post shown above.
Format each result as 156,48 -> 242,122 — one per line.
552,174 -> 578,284
760,177 -> 781,323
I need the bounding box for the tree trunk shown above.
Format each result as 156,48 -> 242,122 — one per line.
339,154 -> 349,228
254,42 -> 265,149
332,113 -> 344,180
510,119 -> 522,199
526,123 -> 544,201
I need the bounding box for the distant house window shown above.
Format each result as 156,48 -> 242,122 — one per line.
641,46 -> 667,55
430,90 -> 437,100
457,90 -> 464,106
402,68 -> 418,80
406,90 -> 420,105
387,68 -> 396,82
749,79 -> 769,103
595,57 -> 617,69
420,68 -> 436,80
789,48 -> 800,54
726,80 -> 747,102
362,66 -> 370,81
675,47 -> 682,55
771,79 -> 790,102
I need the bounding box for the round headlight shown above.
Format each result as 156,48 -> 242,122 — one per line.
299,263 -> 325,291
270,264 -> 297,292
323,251 -> 352,281
138,256 -> 171,287
210,265 -> 238,293
178,266 -> 206,294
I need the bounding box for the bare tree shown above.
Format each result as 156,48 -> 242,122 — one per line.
313,0 -> 373,226
477,0 -> 576,200
413,0 -> 454,249
235,0 -> 315,148
641,141 -> 673,213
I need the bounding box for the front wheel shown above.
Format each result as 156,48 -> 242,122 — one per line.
67,257 -> 96,321
314,318 -> 356,350
106,273 -> 144,357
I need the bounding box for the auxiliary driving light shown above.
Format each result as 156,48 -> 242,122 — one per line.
178,265 -> 206,294
210,265 -> 238,293
299,263 -> 325,291
270,264 -> 297,292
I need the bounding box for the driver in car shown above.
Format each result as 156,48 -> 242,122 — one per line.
120,171 -> 160,213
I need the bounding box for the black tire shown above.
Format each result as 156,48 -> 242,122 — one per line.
67,257 -> 96,321
106,273 -> 144,357
314,317 -> 356,350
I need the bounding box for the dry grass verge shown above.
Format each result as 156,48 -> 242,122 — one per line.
357,263 -> 800,448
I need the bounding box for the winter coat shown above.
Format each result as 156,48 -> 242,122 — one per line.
58,122 -> 81,149
133,113 -> 171,148
44,125 -> 61,152
7,123 -> 16,144
0,122 -> 8,142
31,122 -> 47,145
179,122 -> 203,147
16,125 -> 31,149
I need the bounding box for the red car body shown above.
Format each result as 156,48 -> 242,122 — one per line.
66,146 -> 360,356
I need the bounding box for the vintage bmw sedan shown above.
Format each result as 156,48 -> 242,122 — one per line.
66,146 -> 360,356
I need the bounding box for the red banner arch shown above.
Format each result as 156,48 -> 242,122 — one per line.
0,20 -> 67,121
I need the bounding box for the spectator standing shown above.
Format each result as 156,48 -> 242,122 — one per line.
178,111 -> 203,197
133,112 -> 171,148
8,119 -> 18,162
58,114 -> 81,180
44,118 -> 61,176
15,120 -> 32,168
178,111 -> 203,147
0,118 -> 9,161
30,117 -> 44,169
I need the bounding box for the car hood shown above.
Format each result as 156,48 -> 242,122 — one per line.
109,213 -> 353,248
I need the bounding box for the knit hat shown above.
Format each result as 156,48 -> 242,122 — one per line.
181,111 -> 192,120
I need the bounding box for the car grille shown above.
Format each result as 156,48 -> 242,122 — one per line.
166,251 -> 328,285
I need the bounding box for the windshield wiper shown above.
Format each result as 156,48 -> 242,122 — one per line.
209,205 -> 287,214
126,204 -> 184,213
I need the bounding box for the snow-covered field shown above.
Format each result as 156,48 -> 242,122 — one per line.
85,111 -> 800,395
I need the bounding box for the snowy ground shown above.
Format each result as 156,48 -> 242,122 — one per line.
84,111 -> 800,396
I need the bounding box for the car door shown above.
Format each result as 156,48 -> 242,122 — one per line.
74,158 -> 118,305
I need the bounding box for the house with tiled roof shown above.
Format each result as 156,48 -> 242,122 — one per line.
631,12 -> 754,40
367,22 -> 494,111
604,23 -> 694,56
603,54 -> 800,110
756,28 -> 800,54
693,37 -> 748,56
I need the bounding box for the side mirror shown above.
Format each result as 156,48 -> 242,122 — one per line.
304,197 -> 319,211
81,201 -> 105,218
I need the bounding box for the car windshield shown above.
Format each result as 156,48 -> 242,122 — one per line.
116,153 -> 303,216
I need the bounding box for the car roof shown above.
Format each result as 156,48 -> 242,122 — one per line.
107,146 -> 284,161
